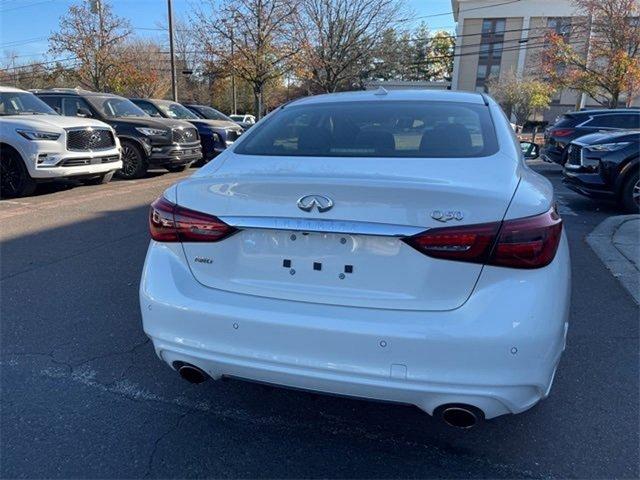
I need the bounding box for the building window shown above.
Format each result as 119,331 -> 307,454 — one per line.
547,17 -> 572,38
475,18 -> 506,91
546,17 -> 572,87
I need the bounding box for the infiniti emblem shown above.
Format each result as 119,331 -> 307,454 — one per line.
297,194 -> 334,213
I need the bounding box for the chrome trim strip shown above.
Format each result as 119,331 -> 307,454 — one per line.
218,216 -> 425,237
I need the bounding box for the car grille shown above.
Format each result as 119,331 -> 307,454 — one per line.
60,155 -> 120,167
567,144 -> 582,166
226,128 -> 242,142
66,128 -> 115,151
172,127 -> 199,144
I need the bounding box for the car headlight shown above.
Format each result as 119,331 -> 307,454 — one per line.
586,142 -> 631,152
135,127 -> 168,136
16,129 -> 61,141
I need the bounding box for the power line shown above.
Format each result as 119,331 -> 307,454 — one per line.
0,36 -> 47,48
397,0 -> 522,22
0,0 -> 54,13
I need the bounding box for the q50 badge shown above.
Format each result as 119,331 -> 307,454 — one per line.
431,210 -> 464,222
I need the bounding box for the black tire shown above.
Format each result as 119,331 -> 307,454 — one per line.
165,164 -> 190,173
117,141 -> 148,180
0,149 -> 36,198
620,170 -> 640,213
82,170 -> 115,185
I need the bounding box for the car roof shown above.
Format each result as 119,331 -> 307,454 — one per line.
31,88 -> 121,98
285,89 -> 487,107
0,85 -> 28,93
567,108 -> 640,116
131,98 -> 175,105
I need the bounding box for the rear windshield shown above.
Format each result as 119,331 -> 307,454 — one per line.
235,101 -> 499,158
553,114 -> 580,127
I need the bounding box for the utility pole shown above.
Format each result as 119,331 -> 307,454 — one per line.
230,26 -> 237,115
579,10 -> 593,110
90,0 -> 104,91
167,0 -> 178,101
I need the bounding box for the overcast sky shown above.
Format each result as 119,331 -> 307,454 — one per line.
0,0 -> 456,63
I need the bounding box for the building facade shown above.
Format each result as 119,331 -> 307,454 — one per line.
450,0 -> 638,122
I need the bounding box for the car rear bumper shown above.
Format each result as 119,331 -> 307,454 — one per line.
140,235 -> 571,420
541,146 -> 564,164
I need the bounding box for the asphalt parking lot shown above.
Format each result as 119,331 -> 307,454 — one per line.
1,163 -> 638,479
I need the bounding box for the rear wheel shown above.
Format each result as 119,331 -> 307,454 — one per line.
0,149 -> 36,198
620,171 -> 640,213
165,164 -> 190,173
117,141 -> 148,180
82,170 -> 115,185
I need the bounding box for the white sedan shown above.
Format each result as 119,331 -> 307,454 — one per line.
140,89 -> 570,428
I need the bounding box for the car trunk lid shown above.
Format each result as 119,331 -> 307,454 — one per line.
176,154 -> 518,311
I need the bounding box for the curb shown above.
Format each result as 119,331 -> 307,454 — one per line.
586,215 -> 639,305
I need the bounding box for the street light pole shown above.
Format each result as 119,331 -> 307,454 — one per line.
167,0 -> 178,101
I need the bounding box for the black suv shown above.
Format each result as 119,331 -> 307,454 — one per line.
562,130 -> 639,212
541,109 -> 640,165
34,89 -> 202,179
130,98 -> 238,163
183,104 -> 244,146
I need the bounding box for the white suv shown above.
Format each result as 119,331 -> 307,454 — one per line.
0,86 -> 121,197
140,89 -> 570,427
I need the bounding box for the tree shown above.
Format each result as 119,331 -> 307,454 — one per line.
193,0 -> 299,118
426,31 -> 455,81
541,0 -> 640,107
112,39 -> 171,98
368,28 -> 408,81
488,70 -> 555,126
298,0 -> 402,92
49,0 -> 132,92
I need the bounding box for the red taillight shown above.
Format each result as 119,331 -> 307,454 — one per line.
404,222 -> 500,264
551,128 -> 575,137
149,197 -> 237,242
404,208 -> 562,269
491,208 -> 562,268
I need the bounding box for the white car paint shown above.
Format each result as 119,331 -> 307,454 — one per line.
140,89 -> 570,422
0,86 -> 121,180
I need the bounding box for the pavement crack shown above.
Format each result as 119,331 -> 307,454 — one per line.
71,337 -> 151,370
144,411 -> 191,479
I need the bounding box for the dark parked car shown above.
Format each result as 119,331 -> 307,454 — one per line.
183,104 -> 244,147
562,130 -> 639,212
130,98 -> 238,163
34,89 -> 201,179
541,108 -> 640,165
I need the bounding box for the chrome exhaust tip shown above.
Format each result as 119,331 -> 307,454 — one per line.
176,363 -> 208,384
434,404 -> 484,429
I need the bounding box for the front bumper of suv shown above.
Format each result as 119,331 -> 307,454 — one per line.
140,234 -> 570,420
19,140 -> 121,179
147,141 -> 202,166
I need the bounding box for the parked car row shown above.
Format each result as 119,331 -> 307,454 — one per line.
0,86 -> 252,198
536,106 -> 639,212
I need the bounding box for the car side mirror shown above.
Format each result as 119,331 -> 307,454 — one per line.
520,141 -> 540,160
77,107 -> 92,118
